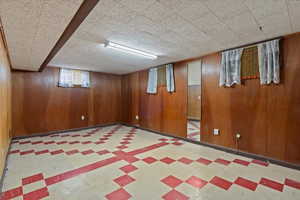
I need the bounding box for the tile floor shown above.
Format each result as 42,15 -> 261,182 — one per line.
187,121 -> 200,142
1,125 -> 300,200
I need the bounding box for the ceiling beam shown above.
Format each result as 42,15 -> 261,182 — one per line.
39,0 -> 100,72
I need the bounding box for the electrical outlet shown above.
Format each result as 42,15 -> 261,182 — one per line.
135,115 -> 139,120
81,115 -> 85,120
213,129 -> 219,135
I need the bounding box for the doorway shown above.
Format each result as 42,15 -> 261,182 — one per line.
187,60 -> 201,142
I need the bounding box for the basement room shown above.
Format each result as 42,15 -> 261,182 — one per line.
0,0 -> 300,199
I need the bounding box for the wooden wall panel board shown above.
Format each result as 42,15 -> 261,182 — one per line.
121,72 -> 139,125
0,29 -> 11,176
12,67 -> 121,137
161,62 -> 187,138
90,73 -> 121,125
139,70 -> 163,131
201,53 -> 234,148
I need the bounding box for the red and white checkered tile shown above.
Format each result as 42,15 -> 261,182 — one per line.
1,125 -> 300,200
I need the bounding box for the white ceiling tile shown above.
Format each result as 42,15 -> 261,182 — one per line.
191,12 -> 224,33
158,0 -> 186,11
119,0 -> 156,13
256,12 -> 292,37
203,0 -> 249,20
224,10 -> 265,40
244,0 -> 287,19
143,1 -> 174,23
175,1 -> 209,21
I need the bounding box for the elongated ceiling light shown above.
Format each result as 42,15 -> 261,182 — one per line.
104,41 -> 157,59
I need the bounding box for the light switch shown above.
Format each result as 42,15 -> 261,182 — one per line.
213,129 -> 219,135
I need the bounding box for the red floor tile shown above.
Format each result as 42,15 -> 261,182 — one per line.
160,157 -> 176,164
186,176 -> 207,189
50,149 -> 64,155
260,178 -> 284,192
23,187 -> 49,200
142,157 -> 157,164
32,141 -> 43,145
234,177 -> 258,191
0,186 -> 23,199
20,141 -> 31,144
66,149 -> 79,155
97,150 -> 110,155
35,150 -> 49,155
196,157 -> 212,165
82,141 -> 92,144
9,150 -> 20,154
233,159 -> 250,166
20,150 -> 34,155
215,158 -> 231,166
69,141 -> 80,145
56,141 -> 67,145
252,159 -> 269,167
95,141 -> 105,144
162,190 -> 189,200
113,175 -> 135,187
119,165 -> 138,174
178,157 -> 193,165
159,138 -> 169,141
172,142 -> 183,146
22,173 -> 44,185
81,149 -> 94,155
285,178 -> 300,190
210,176 -> 233,190
105,188 -> 132,200
161,176 -> 183,188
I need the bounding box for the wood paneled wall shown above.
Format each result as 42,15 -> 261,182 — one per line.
0,29 -> 11,176
122,62 -> 187,138
201,33 -> 300,165
12,67 -> 121,137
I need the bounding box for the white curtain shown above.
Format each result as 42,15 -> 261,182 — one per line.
166,64 -> 175,92
258,39 -> 280,85
81,71 -> 90,88
219,48 -> 244,87
147,68 -> 158,94
59,68 -> 74,88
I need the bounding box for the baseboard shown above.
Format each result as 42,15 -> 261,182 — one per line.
12,123 -> 119,140
121,123 -> 300,171
0,139 -> 12,193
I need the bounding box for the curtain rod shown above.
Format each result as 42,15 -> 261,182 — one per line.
222,36 -> 283,52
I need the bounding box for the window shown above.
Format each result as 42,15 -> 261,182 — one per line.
157,66 -> 166,86
241,46 -> 259,80
58,68 -> 90,88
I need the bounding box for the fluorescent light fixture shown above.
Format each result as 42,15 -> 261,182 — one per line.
104,41 -> 157,59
